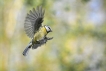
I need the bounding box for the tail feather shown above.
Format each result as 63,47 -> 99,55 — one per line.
23,42 -> 32,56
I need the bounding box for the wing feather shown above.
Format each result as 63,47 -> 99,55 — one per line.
24,6 -> 45,38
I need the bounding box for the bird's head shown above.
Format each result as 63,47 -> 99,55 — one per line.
44,25 -> 52,33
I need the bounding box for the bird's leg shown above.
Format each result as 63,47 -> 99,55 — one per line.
45,37 -> 53,40
35,37 -> 53,44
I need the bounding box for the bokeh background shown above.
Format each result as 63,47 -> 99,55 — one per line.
0,0 -> 106,71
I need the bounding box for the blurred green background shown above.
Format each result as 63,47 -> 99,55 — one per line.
0,0 -> 106,71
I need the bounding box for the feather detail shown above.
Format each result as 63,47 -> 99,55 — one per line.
24,6 -> 45,38
23,42 -> 32,56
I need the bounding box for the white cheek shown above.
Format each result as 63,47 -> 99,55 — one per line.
45,26 -> 49,31
46,27 -> 50,31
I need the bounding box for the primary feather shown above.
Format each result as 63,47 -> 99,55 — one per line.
24,6 -> 45,38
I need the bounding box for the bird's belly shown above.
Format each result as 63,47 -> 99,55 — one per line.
37,33 -> 45,40
33,27 -> 47,43
34,32 -> 45,41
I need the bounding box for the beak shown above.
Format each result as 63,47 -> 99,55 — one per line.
50,30 -> 52,32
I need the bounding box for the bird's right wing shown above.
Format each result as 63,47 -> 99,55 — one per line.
24,6 -> 45,38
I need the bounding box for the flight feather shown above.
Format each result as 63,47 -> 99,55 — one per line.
24,6 -> 45,38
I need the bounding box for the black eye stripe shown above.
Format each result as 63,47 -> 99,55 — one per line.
48,27 -> 50,30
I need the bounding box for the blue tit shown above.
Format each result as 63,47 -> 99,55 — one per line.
23,6 -> 53,56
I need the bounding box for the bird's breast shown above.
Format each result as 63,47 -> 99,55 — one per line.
33,27 -> 47,42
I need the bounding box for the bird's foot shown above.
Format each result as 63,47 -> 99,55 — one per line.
46,37 -> 53,40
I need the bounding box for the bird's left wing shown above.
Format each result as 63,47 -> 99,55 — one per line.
24,6 -> 45,38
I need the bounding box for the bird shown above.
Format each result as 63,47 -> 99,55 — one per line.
23,6 -> 53,56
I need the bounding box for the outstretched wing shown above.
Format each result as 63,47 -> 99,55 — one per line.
24,6 -> 45,38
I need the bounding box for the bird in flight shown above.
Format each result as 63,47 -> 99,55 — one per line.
23,6 -> 53,56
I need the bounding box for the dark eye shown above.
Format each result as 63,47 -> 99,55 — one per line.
48,27 -> 50,29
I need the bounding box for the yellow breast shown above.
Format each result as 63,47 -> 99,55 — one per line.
33,26 -> 47,41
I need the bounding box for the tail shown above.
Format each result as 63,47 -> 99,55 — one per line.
23,42 -> 32,56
